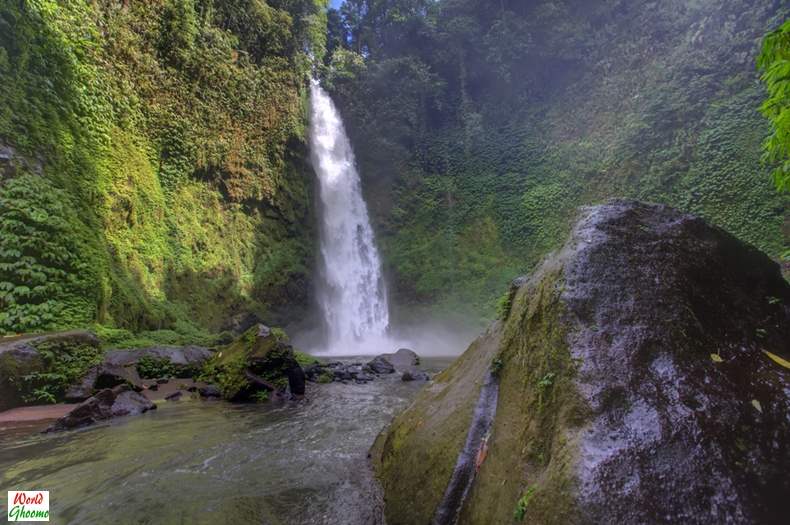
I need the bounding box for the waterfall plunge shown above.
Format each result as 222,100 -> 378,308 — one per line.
308,80 -> 391,355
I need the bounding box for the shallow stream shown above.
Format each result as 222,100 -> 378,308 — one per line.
0,358 -> 451,524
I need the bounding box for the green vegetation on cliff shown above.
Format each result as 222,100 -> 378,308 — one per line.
759,18 -> 790,193
0,0 -> 327,336
324,0 -> 789,316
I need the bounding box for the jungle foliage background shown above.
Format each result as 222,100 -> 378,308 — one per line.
323,0 -> 789,319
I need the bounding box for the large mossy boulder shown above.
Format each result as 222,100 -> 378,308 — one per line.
372,200 -> 790,525
0,330 -> 101,410
200,324 -> 305,401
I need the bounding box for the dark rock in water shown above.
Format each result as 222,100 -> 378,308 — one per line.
303,363 -> 322,378
198,385 -> 221,398
372,200 -> 790,525
64,367 -> 99,402
164,391 -> 182,402
369,349 -> 420,373
334,367 -> 354,381
356,372 -> 375,382
94,363 -> 143,391
366,355 -> 396,374
148,383 -> 159,391
287,364 -> 306,396
156,378 -> 169,384
64,363 -> 143,402
0,330 -> 100,410
111,388 -> 156,417
46,385 -> 156,432
401,370 -> 430,382
390,348 -> 420,369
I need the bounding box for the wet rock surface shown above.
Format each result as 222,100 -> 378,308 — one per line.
373,200 -> 790,525
198,384 -> 221,398
46,384 -> 156,432
400,370 -> 430,382
563,200 -> 790,525
305,351 -> 430,386
64,363 -> 143,402
366,356 -> 396,374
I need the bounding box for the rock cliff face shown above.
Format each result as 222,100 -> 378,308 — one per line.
0,1 -> 326,336
372,200 -> 790,525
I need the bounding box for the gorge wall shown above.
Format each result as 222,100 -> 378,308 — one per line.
0,0 -> 327,337
326,0 -> 790,318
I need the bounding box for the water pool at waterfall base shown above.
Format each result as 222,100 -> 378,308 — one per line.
0,358 -> 452,524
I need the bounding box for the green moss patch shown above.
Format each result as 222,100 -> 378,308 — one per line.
199,325 -> 298,400
371,323 -> 503,524
461,268 -> 588,524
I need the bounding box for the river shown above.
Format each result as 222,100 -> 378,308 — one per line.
0,358 -> 451,524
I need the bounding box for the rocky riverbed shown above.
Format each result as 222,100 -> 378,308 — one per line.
0,357 -> 452,524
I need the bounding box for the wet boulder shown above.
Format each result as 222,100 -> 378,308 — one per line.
164,391 -> 182,402
387,348 -> 420,370
366,355 -> 396,374
0,331 -> 101,410
198,384 -> 221,398
200,324 -> 306,401
372,200 -> 790,525
94,363 -> 143,390
287,364 -> 306,396
64,363 -> 143,402
401,370 -> 430,382
64,367 -> 99,402
46,384 -> 156,432
368,349 -> 420,374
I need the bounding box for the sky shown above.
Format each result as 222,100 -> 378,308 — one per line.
329,0 -> 343,8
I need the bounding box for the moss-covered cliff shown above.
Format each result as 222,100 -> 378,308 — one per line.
0,0 -> 327,337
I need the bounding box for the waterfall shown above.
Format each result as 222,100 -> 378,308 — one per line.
308,80 -> 391,354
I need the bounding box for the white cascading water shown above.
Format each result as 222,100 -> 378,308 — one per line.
308,80 -> 391,354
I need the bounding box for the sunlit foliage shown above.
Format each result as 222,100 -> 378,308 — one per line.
759,19 -> 790,192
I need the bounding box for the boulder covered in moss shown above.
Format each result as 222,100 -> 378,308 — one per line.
371,200 -> 790,525
200,324 -> 305,401
0,330 -> 101,410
